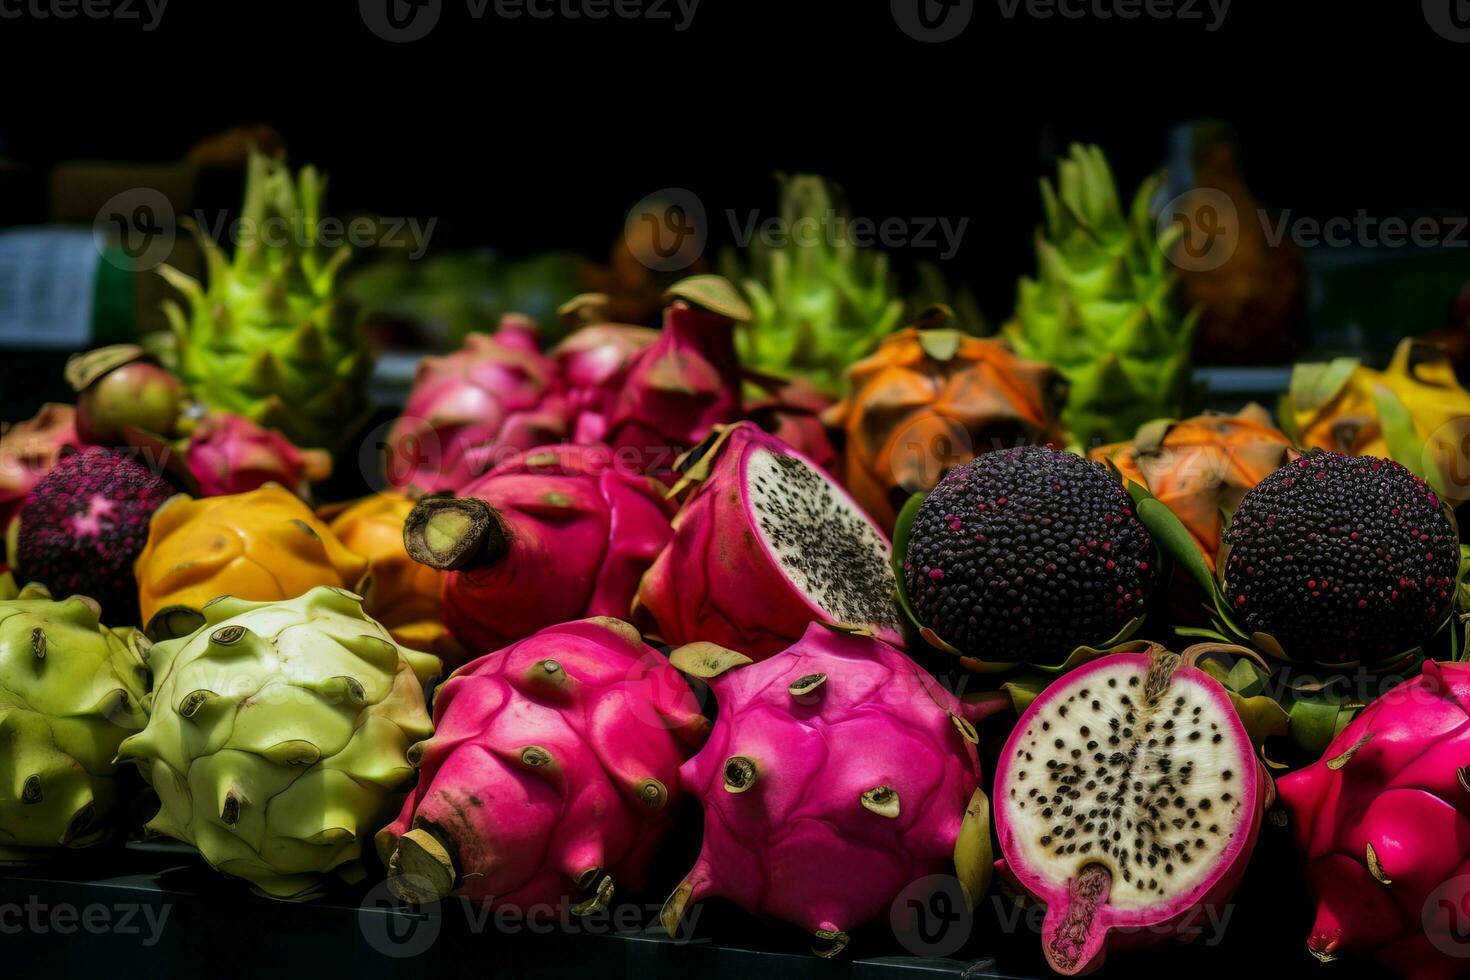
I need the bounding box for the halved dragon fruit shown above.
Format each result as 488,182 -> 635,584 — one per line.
993,643 -> 1269,975
633,422 -> 902,660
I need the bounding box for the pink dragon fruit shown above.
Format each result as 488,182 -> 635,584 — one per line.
386,315 -> 568,495
993,643 -> 1271,976
377,617 -> 709,913
404,444 -> 673,667
660,623 -> 992,956
1278,660 -> 1470,978
743,373 -> 838,473
633,422 -> 902,661
601,276 -> 747,481
0,404 -> 80,533
186,412 -> 331,497
553,321 -> 659,445
8,447 -> 175,623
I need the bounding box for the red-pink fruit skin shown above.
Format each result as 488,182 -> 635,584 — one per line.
387,317 -> 568,495
186,413 -> 313,497
441,445 -> 673,663
553,324 -> 659,446
603,301 -> 742,481
992,652 -> 1265,976
0,404 -> 81,533
675,624 -> 984,936
379,619 -> 707,909
634,422 -> 901,661
1278,660 -> 1470,979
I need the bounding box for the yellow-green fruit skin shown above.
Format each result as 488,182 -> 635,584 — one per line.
0,586 -> 149,863
117,586 -> 438,900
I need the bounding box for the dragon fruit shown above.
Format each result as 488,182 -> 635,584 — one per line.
660,623 -> 992,956
633,422 -> 902,661
552,320 -> 659,445
66,345 -> 184,447
386,315 -> 568,495
8,447 -> 175,623
186,413 -> 331,498
0,404 -> 80,533
601,276 -> 748,481
404,445 -> 673,667
1278,660 -> 1470,978
377,618 -> 708,912
0,583 -> 149,862
993,643 -> 1270,975
117,586 -> 439,900
743,373 -> 838,473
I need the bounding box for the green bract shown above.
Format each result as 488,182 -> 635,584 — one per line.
1005,144 -> 1198,446
722,174 -> 904,395
0,584 -> 149,863
158,153 -> 372,453
117,587 -> 438,900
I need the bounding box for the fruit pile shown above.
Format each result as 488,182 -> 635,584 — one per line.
3,145 -> 1469,978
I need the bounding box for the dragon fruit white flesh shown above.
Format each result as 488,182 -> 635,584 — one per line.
993,643 -> 1269,975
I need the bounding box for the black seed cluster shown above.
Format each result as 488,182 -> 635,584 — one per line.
903,446 -> 1157,663
1223,452 -> 1457,663
1005,668 -> 1241,898
753,452 -> 899,626
16,447 -> 174,622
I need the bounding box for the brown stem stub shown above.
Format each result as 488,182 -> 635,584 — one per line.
389,827 -> 458,904
404,497 -> 509,571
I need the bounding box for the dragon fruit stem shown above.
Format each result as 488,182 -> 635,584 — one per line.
404,497 -> 510,571
387,826 -> 458,904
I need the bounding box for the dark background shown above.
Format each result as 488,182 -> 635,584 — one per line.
3,0 -> 1468,314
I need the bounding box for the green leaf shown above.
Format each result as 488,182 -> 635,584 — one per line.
1135,496 -> 1213,594
1288,357 -> 1359,414
890,491 -> 925,625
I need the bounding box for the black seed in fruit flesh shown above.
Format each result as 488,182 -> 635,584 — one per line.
903,446 -> 1157,663
1222,452 -> 1458,663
